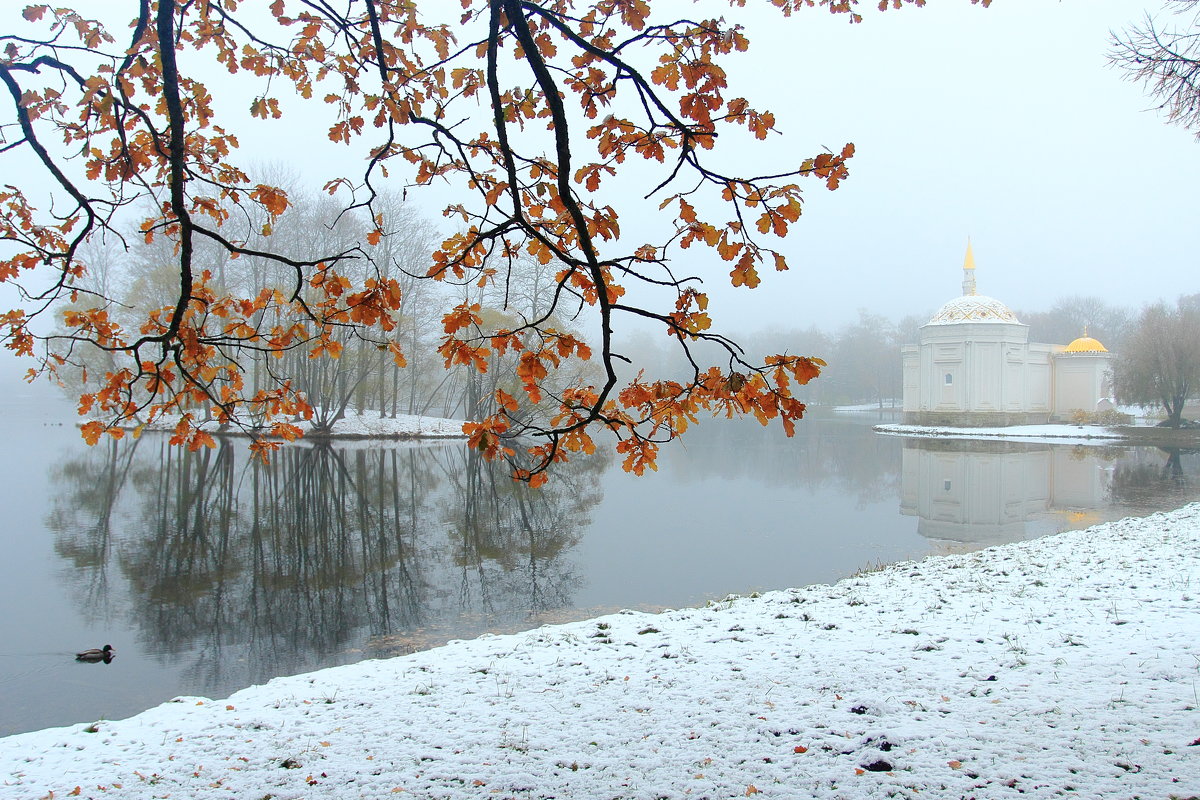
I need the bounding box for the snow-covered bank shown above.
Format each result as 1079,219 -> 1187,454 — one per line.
832,403 -> 901,413
113,410 -> 468,439
295,410 -> 466,438
876,422 -> 1125,444
3,508 -> 1199,799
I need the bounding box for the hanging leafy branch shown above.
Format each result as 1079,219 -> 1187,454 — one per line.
1,0 -> 987,478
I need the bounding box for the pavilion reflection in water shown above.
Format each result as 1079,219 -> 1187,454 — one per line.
899,439 -> 1116,550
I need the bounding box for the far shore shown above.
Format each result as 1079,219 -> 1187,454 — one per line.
78,403 -> 1200,447
90,409 -> 469,441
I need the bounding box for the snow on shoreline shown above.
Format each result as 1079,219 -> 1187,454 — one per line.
875,422 -> 1126,444
112,409 -> 468,440
3,507 -> 1199,799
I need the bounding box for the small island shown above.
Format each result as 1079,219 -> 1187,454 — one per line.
106,409 -> 468,441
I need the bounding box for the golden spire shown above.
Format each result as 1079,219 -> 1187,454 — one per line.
961,238 -> 977,296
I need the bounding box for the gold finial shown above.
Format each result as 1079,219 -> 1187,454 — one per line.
961,238 -> 977,297
1083,324 -> 1089,337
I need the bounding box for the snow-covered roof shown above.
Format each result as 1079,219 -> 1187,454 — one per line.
926,294 -> 1021,325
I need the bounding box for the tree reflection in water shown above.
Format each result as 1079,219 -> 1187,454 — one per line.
1109,447 -> 1200,509
45,437 -> 140,622
45,437 -> 608,693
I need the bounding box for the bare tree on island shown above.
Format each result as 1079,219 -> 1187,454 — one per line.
1111,0 -> 1200,136
1114,296 -> 1200,428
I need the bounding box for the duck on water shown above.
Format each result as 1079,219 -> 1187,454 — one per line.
75,645 -> 114,663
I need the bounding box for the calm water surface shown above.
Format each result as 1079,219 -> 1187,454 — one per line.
1,394 -> 1197,737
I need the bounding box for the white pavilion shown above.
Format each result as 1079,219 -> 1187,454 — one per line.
900,244 -> 1113,426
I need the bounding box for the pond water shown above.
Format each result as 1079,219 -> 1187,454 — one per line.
1,393 -> 1198,737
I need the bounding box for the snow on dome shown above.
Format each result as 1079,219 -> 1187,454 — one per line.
1064,335 -> 1108,353
926,295 -> 1021,325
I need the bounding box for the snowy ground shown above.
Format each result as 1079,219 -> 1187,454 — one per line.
301,410 -> 465,438
115,409 -> 467,439
2,507 -> 1199,799
875,422 -> 1128,444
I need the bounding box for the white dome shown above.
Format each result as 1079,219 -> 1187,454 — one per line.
927,295 -> 1020,325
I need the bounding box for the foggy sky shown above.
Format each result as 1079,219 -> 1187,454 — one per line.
720,0 -> 1199,333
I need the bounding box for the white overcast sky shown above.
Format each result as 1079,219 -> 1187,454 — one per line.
705,0 -> 1200,331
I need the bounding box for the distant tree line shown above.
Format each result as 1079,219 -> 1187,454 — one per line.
60,205 -> 1200,426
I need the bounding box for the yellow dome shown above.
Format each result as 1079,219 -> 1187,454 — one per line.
1064,336 -> 1108,353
